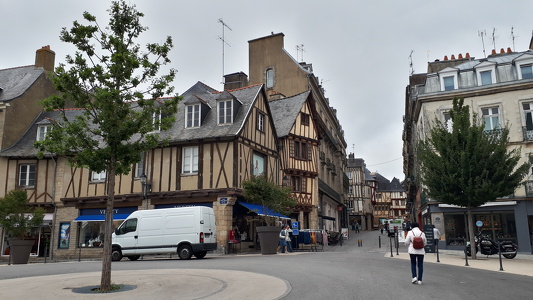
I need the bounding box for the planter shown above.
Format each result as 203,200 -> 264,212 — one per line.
256,226 -> 280,255
9,239 -> 35,264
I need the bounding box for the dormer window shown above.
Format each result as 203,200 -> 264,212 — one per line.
36,124 -> 50,141
218,99 -> 233,124
514,53 -> 533,80
475,62 -> 497,86
186,104 -> 201,128
438,68 -> 458,91
520,64 -> 533,79
266,68 -> 275,88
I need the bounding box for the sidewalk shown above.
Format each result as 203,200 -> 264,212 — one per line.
387,246 -> 533,277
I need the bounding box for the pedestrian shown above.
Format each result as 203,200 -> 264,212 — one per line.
277,225 -> 288,253
355,222 -> 360,233
404,222 -> 426,285
432,225 -> 441,250
380,224 -> 384,234
285,225 -> 293,253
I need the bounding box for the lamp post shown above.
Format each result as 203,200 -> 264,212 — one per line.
140,174 -> 150,208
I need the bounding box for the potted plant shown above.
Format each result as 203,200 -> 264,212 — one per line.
0,190 -> 45,264
242,175 -> 296,254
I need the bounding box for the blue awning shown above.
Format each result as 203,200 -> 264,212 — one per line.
237,201 -> 290,219
73,214 -> 131,222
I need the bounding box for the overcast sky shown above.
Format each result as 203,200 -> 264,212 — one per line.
3,0 -> 533,181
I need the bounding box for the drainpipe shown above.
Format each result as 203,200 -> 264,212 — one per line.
50,155 -> 58,261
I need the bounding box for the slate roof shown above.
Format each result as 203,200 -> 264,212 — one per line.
159,82 -> 263,143
0,109 -> 86,157
0,82 -> 265,157
0,66 -> 44,102
269,91 -> 310,137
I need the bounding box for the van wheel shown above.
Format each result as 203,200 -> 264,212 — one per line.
194,251 -> 207,259
128,255 -> 141,261
111,247 -> 123,261
178,245 -> 193,260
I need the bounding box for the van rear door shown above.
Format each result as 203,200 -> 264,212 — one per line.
202,209 -> 216,243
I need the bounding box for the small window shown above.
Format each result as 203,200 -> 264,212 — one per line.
301,113 -> 310,126
480,70 -> 492,85
182,146 -> 199,174
291,176 -> 307,192
443,111 -> 453,132
186,104 -> 200,128
292,140 -> 309,160
134,153 -> 145,178
19,164 -> 36,187
257,111 -> 265,132
443,76 -> 455,91
482,107 -> 500,131
153,111 -> 162,131
520,64 -> 533,79
252,152 -> 266,176
36,125 -> 50,141
266,68 -> 275,88
218,100 -> 233,124
91,170 -> 107,182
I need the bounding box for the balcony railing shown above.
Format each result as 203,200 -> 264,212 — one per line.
522,126 -> 533,141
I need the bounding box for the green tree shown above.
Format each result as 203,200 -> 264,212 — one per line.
35,1 -> 179,291
0,190 -> 45,238
242,175 -> 296,225
417,98 -> 529,259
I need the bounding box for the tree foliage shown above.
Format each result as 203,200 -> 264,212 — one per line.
34,1 -> 180,291
417,98 -> 530,208
242,175 -> 296,225
0,190 -> 45,238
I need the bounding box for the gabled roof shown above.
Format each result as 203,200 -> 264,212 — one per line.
160,83 -> 263,143
269,91 -> 310,137
1,83 -> 266,157
0,66 -> 44,102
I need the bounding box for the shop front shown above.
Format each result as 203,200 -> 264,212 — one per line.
73,207 -> 138,249
423,201 -> 533,253
1,213 -> 53,258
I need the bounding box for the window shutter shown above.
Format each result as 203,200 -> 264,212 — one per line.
301,177 -> 307,192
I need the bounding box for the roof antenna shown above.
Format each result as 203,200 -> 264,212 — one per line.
296,44 -> 305,62
478,30 -> 487,58
511,26 -> 517,52
408,50 -> 414,75
218,18 -> 232,83
491,27 -> 497,52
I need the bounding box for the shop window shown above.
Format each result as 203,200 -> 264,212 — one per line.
77,220 -> 123,248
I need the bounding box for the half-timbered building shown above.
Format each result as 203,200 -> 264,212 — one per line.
270,91 -> 320,229
0,82 -> 281,258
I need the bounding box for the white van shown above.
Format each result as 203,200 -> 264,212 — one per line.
111,206 -> 217,261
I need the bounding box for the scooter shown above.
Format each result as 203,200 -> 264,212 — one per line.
465,232 -> 518,259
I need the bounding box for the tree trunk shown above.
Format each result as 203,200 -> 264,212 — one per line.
100,165 -> 116,291
467,209 -> 477,260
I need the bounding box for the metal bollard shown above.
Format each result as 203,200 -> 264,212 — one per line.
379,236 -> 381,248
358,239 -> 362,247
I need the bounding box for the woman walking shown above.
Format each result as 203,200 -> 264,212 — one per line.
404,222 -> 426,285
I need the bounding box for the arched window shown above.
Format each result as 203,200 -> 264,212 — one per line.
266,68 -> 275,88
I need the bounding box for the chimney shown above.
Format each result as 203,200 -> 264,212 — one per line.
35,45 -> 55,72
223,72 -> 248,91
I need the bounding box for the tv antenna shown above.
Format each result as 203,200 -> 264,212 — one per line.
478,30 -> 487,58
511,26 -> 517,51
408,50 -> 414,75
296,44 -> 305,62
218,18 -> 232,81
491,27 -> 497,52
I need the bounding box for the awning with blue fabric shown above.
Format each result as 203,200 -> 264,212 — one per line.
73,214 -> 131,222
237,201 -> 290,219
